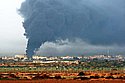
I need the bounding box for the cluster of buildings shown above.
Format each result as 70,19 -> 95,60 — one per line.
87,55 -> 124,61
0,54 -> 125,63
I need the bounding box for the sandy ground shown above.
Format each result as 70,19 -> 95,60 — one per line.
0,79 -> 125,83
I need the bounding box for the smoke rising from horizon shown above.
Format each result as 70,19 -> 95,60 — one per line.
36,40 -> 125,56
19,0 -> 125,57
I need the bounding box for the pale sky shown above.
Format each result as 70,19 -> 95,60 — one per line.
0,0 -> 26,56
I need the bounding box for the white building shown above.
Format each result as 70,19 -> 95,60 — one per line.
32,55 -> 47,60
1,56 -> 15,60
15,55 -> 27,59
61,56 -> 74,59
33,60 -> 58,63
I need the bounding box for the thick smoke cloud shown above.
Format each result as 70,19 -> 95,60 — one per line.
19,0 -> 125,57
37,40 -> 125,56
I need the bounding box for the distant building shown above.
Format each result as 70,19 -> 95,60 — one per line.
32,55 -> 47,60
33,60 -> 58,63
1,56 -> 14,60
61,56 -> 74,60
15,55 -> 27,59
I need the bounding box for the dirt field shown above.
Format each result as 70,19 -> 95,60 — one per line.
0,79 -> 125,83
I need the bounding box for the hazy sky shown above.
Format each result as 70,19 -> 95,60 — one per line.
0,0 -> 26,56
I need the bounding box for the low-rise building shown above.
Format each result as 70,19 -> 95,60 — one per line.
15,55 -> 27,59
32,55 -> 47,60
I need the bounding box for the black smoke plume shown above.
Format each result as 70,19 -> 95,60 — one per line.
19,0 -> 125,57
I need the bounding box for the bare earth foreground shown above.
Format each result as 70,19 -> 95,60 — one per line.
0,79 -> 125,83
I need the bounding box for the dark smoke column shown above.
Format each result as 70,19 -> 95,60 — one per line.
19,0 -> 61,58
19,0 -> 125,58
19,0 -> 96,58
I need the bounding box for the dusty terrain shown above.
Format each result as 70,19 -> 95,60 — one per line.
0,71 -> 125,83
0,79 -> 125,83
